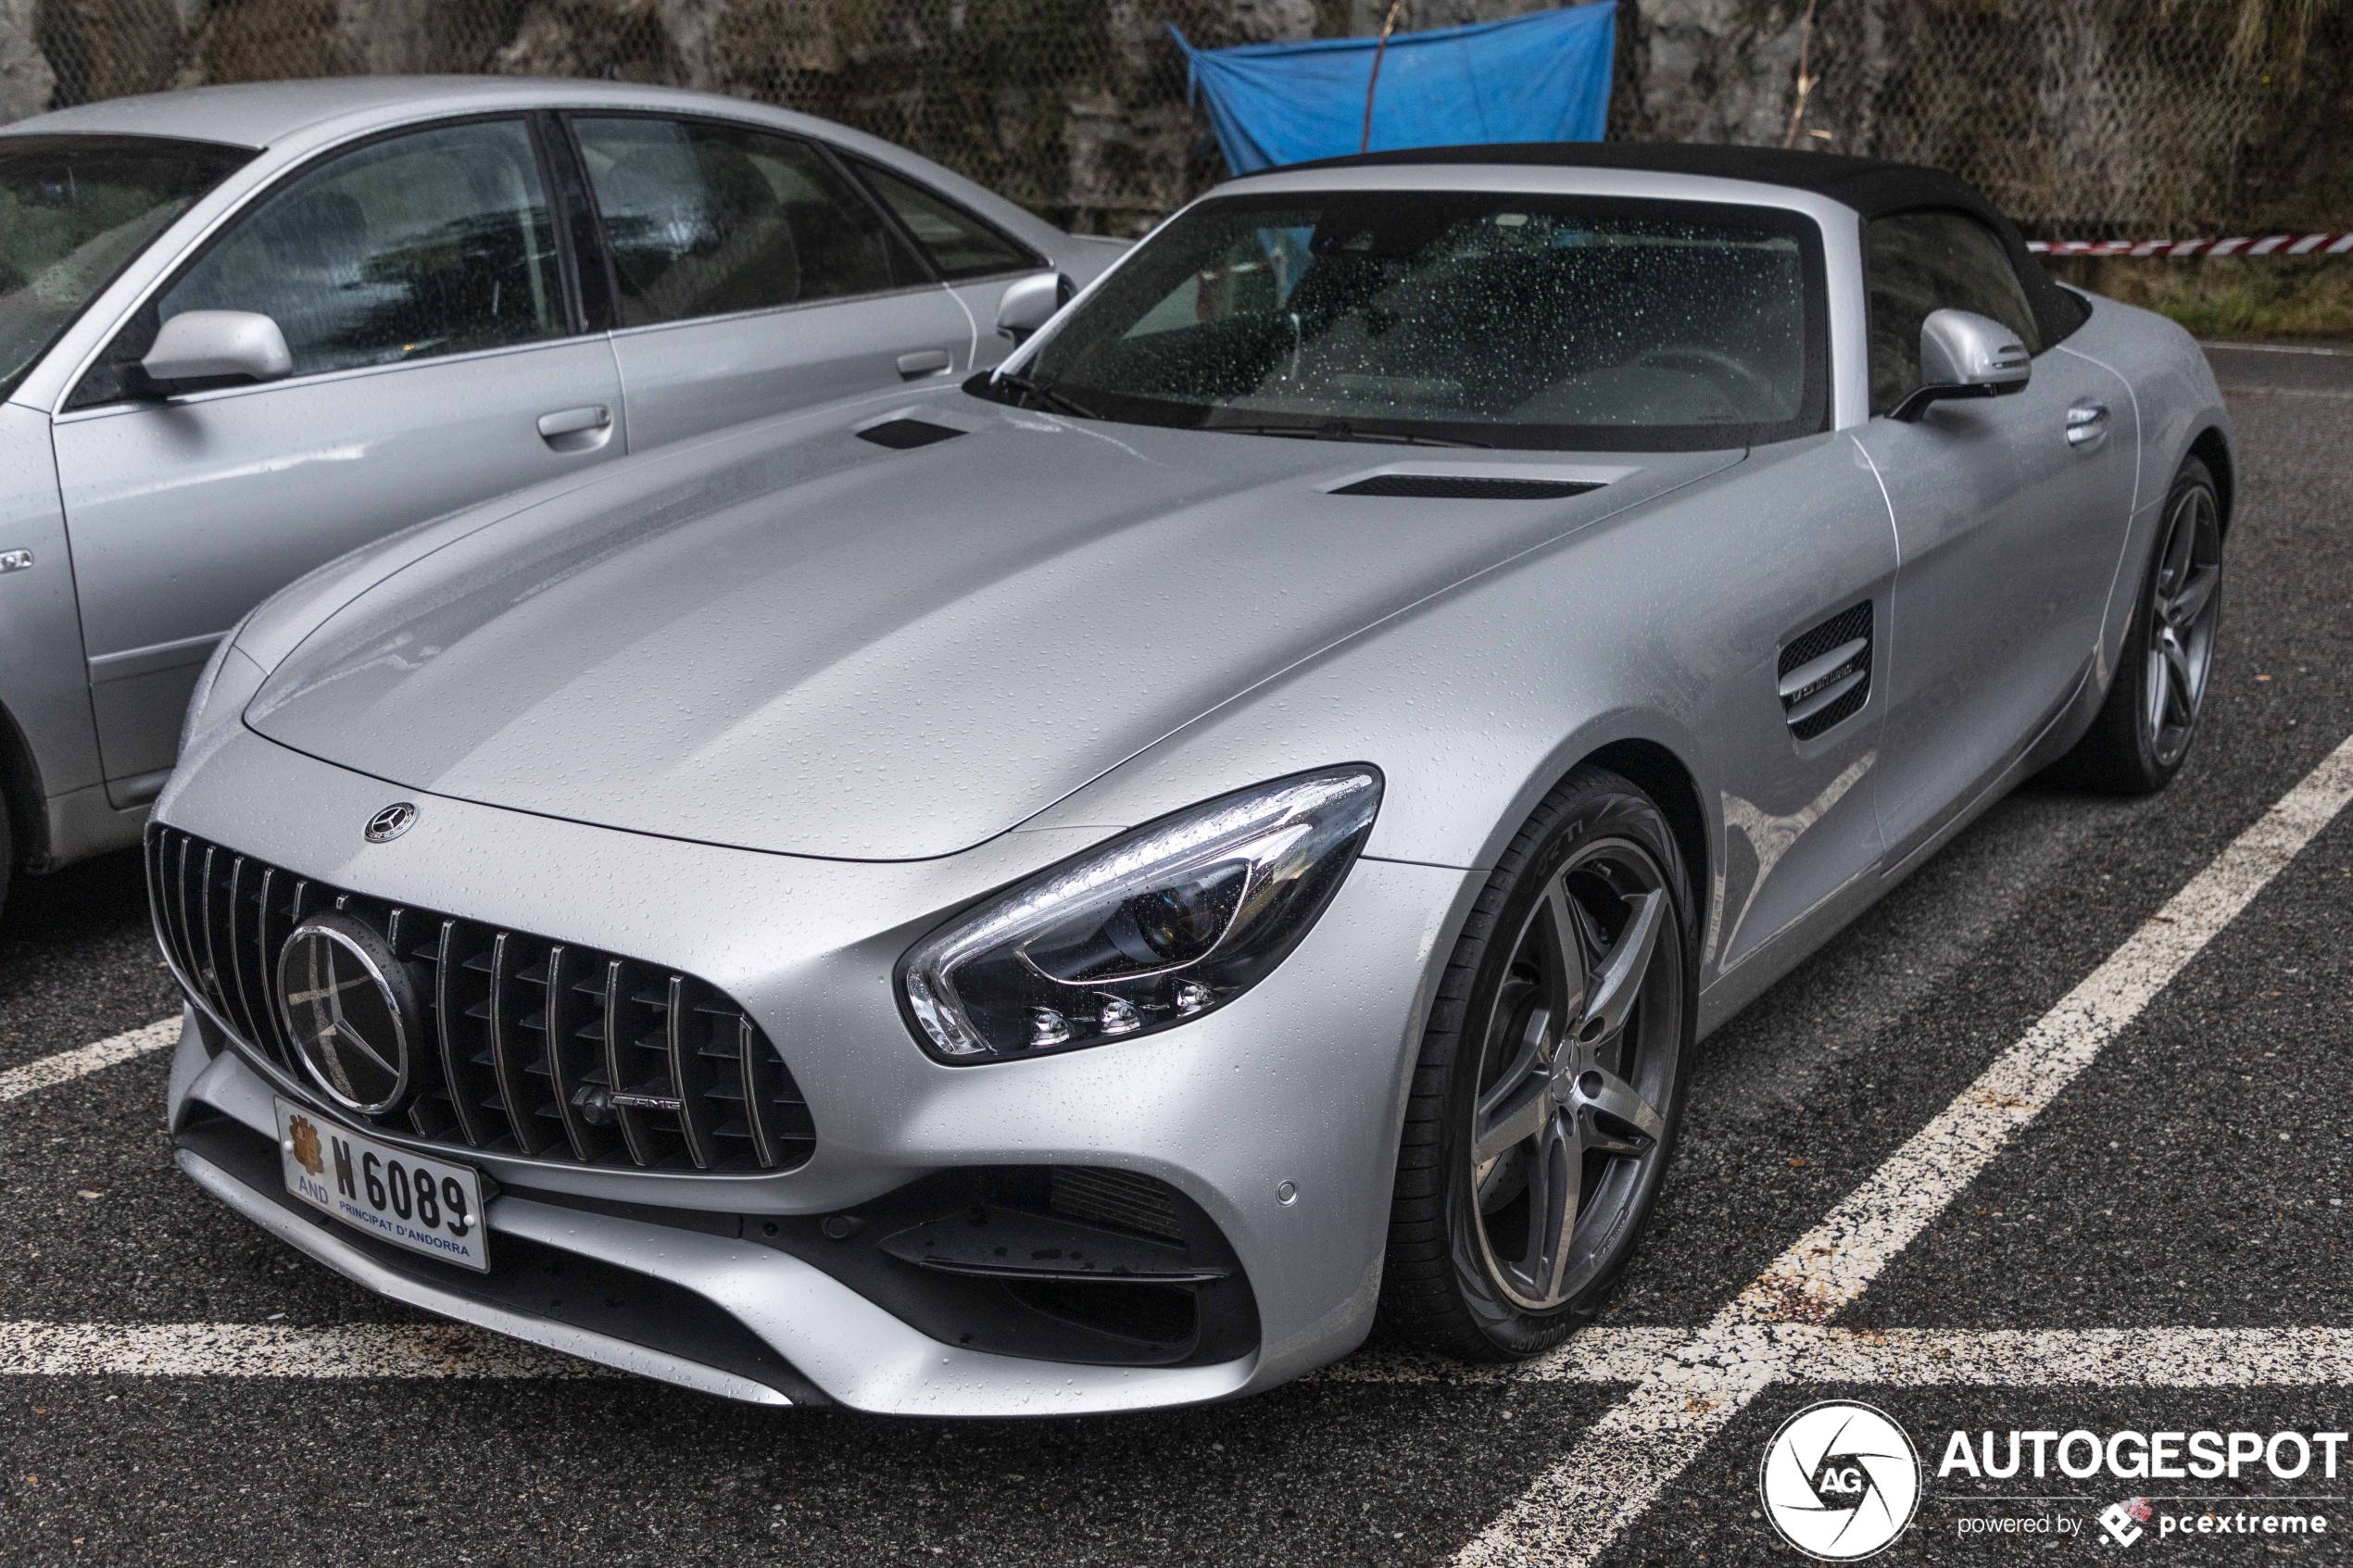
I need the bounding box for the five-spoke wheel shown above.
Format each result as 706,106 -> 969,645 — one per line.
2055,454 -> 2226,794
1382,766 -> 1692,1359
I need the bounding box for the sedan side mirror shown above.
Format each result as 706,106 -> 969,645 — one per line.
995,273 -> 1067,345
1890,308 -> 2031,422
140,309 -> 294,392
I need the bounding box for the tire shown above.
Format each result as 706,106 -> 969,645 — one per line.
1379,765 -> 1695,1361
0,787 -> 12,926
2051,456 -> 2225,795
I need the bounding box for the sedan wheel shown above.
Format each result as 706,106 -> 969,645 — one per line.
1382,766 -> 1692,1360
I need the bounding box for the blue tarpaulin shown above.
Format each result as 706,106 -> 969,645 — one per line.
1171,2 -> 1617,176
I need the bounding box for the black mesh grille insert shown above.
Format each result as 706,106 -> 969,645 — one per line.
1329,474 -> 1604,500
1779,602 -> 1872,680
148,826 -> 814,1174
1048,1167 -> 1187,1242
857,418 -> 964,450
1780,601 -> 1874,743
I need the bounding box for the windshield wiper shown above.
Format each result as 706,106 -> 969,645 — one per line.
1202,420 -> 1491,449
979,370 -> 1101,420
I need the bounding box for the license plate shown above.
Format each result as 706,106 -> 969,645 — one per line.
274,1098 -> 489,1273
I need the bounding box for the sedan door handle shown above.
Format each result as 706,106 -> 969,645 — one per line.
2065,400 -> 2110,450
897,350 -> 954,380
537,405 -> 612,439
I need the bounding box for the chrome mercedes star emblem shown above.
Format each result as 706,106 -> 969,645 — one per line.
364,802 -> 418,843
275,913 -> 417,1116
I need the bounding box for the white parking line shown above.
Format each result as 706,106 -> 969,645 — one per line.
0,1017 -> 179,1104
7,1318 -> 2342,1391
0,1319 -> 605,1380
1457,729 -> 2353,1568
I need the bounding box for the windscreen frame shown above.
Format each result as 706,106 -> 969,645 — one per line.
1007,188 -> 1833,453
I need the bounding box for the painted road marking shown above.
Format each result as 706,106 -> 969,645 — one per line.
5,1319 -> 2345,1393
0,1017 -> 179,1104
1456,728 -> 2353,1568
0,1320 -> 605,1380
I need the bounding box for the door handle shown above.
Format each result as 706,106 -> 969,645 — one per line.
537,404 -> 614,455
537,405 -> 612,439
2065,401 -> 2110,450
896,349 -> 954,380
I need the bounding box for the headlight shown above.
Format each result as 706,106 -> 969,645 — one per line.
900,766 -> 1382,1062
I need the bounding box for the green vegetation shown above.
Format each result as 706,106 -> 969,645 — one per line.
2048,256 -> 2353,340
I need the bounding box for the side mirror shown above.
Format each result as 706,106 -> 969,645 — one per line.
1890,308 -> 2030,421
995,273 -> 1066,345
140,309 -> 293,392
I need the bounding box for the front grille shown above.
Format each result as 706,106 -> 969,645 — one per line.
149,826 -> 815,1174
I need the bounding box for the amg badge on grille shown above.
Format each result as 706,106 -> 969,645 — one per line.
275,911 -> 420,1115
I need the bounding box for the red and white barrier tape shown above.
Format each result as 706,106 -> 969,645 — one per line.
2028,234 -> 2353,257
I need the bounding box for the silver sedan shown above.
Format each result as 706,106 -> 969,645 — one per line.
154,144 -> 2232,1415
0,77 -> 1123,910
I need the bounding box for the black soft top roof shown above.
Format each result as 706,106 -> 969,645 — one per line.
1277,141 -> 2084,347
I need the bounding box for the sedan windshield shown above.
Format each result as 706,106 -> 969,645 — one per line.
0,133 -> 254,399
1006,191 -> 1826,450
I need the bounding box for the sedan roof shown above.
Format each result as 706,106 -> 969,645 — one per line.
0,76 -> 811,149
0,74 -> 1071,260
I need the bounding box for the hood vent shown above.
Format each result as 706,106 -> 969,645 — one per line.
1331,474 -> 1604,500
858,418 -> 966,450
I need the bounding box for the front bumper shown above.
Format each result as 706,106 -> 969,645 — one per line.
158,730 -> 1474,1415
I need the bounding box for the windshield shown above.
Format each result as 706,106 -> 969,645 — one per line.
1005,191 -> 1826,450
0,133 -> 254,399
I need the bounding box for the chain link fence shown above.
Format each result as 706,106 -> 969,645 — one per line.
3,0 -> 2347,236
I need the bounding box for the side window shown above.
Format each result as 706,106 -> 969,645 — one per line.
1863,210 -> 2044,416
572,118 -> 925,327
144,119 -> 562,391
854,160 -> 1038,280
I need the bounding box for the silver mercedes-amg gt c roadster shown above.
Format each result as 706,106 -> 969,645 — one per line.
154,144 -> 2233,1415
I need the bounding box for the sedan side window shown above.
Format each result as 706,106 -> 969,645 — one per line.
572,118 -> 925,327
74,119 -> 566,405
853,160 -> 1039,280
1863,210 -> 2044,416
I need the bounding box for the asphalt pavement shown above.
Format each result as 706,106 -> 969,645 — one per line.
1,345 -> 2347,1566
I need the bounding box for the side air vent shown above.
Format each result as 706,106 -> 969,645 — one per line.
1778,601 -> 1873,741
1330,474 -> 1604,500
857,418 -> 965,450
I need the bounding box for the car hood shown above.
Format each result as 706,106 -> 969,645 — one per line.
246,395 -> 1741,859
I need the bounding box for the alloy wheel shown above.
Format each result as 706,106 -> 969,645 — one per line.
1465,835 -> 1682,1312
2144,480 -> 2223,769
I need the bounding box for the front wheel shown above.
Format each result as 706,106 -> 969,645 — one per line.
2051,455 -> 2225,794
1380,766 -> 1694,1361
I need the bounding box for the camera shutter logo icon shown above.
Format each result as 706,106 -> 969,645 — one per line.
1758,1400 -> 1922,1560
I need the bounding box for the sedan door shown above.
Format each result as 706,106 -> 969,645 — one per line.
567,114 -> 974,452
52,115 -> 625,804
1849,210 -> 2139,862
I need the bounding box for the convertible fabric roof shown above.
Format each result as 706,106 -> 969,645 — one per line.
1290,142 -> 1984,220
1281,141 -> 2088,348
